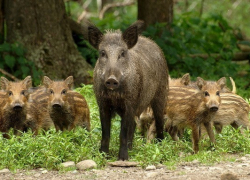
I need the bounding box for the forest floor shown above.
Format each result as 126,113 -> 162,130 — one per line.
1,154 -> 249,180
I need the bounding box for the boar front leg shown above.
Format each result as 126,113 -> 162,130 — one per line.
203,121 -> 215,144
119,111 -> 135,160
99,105 -> 112,155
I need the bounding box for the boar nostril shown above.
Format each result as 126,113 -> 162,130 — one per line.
210,107 -> 218,112
105,77 -> 119,90
13,105 -> 22,111
52,104 -> 62,109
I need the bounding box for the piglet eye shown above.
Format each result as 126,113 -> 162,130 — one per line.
216,91 -> 220,96
21,90 -> 26,95
204,91 -> 209,96
62,89 -> 67,94
8,91 -> 13,96
50,89 -> 54,94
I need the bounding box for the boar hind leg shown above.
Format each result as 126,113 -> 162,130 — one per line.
191,125 -> 200,154
127,118 -> 136,150
99,106 -> 112,155
203,122 -> 215,144
151,98 -> 165,140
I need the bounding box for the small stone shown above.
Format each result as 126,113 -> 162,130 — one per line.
236,163 -> 248,167
192,160 -> 200,164
146,172 -> 158,178
61,161 -> 76,168
145,165 -> 156,171
241,157 -> 247,161
41,170 -> 48,174
76,160 -> 97,170
71,170 -> 78,174
0,169 -> 10,173
245,154 -> 250,157
108,161 -> 139,167
221,173 -> 239,180
156,164 -> 165,169
34,173 -> 41,178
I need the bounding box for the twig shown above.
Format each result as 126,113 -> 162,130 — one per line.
77,0 -> 92,22
99,0 -> 135,19
188,52 -> 250,61
0,68 -> 20,81
199,0 -> 204,17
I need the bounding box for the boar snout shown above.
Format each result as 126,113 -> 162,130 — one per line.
210,106 -> 218,112
105,75 -> 119,90
52,103 -> 62,109
13,103 -> 23,111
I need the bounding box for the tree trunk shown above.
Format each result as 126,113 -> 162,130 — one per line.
137,0 -> 173,29
0,0 -> 4,43
4,0 -> 92,86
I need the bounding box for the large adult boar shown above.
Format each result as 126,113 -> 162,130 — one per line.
42,76 -> 90,132
0,76 -> 32,138
88,21 -> 169,160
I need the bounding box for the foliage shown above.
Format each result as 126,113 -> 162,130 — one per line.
143,13 -> 239,80
0,85 -> 250,171
0,43 -> 43,86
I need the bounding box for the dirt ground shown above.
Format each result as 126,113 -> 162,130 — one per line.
1,155 -> 250,180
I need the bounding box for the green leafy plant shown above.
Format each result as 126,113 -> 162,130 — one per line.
0,42 -> 43,85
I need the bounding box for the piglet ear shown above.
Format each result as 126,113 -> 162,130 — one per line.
88,26 -> 103,49
217,77 -> 226,90
122,22 -> 139,49
181,73 -> 190,86
42,76 -> 53,88
64,76 -> 74,89
196,77 -> 206,90
0,77 -> 10,90
22,76 -> 32,89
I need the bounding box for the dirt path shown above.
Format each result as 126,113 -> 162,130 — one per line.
1,155 -> 250,180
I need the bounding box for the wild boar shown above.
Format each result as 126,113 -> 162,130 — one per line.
88,20 -> 169,160
165,77 -> 226,153
42,76 -> 90,132
0,76 -> 32,138
25,87 -> 54,135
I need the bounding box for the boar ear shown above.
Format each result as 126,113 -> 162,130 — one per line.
217,77 -> 226,90
130,20 -> 145,34
181,73 -> 190,86
64,76 -> 74,89
196,77 -> 206,90
43,76 -> 53,88
22,76 -> 32,89
122,23 -> 139,49
0,77 -> 10,90
88,26 -> 103,49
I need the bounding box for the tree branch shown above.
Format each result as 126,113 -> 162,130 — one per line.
99,0 -> 135,19
188,52 -> 250,61
0,68 -> 20,81
68,17 -> 88,40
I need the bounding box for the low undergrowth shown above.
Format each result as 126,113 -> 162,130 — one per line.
0,84 -> 249,171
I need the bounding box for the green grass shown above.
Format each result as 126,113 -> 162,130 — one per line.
0,84 -> 250,171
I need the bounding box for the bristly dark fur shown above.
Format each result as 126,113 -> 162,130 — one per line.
88,20 -> 169,160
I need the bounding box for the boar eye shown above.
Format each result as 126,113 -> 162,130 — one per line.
216,91 -> 220,96
121,50 -> 125,57
50,89 -> 54,94
61,89 -> 67,94
8,91 -> 13,96
204,91 -> 209,96
100,50 -> 106,57
21,90 -> 26,95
